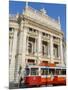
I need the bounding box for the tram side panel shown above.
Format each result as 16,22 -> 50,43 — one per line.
40,68 -> 53,85
24,66 -> 66,86
53,69 -> 66,85
24,67 -> 41,86
25,76 -> 41,86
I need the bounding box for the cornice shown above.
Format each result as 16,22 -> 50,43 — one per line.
23,15 -> 63,36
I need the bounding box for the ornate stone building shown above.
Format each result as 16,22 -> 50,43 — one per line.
9,4 -> 65,84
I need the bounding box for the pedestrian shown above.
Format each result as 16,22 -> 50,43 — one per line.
19,77 -> 23,88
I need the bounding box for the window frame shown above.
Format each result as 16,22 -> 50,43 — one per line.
30,68 -> 39,75
53,44 -> 58,58
61,69 -> 66,75
41,68 -> 48,75
28,41 -> 33,54
42,41 -> 48,56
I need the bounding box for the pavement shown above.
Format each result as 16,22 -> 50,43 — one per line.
9,83 -> 66,89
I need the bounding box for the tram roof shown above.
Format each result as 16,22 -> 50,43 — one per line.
25,65 -> 66,69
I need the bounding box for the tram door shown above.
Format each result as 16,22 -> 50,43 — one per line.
41,68 -> 49,85
49,68 -> 55,79
41,67 -> 56,85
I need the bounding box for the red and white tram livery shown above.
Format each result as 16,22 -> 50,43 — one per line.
24,64 -> 66,86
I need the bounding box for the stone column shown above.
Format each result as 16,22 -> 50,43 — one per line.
15,20 -> 28,83
50,35 -> 53,63
58,45 -> 61,59
22,26 -> 28,70
34,39 -> 37,56
14,21 -> 23,83
9,38 -> 13,55
60,39 -> 64,66
37,31 -> 42,64
9,28 -> 18,83
26,36 -> 29,55
48,42 -> 50,58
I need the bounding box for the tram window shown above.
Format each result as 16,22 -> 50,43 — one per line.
41,68 -> 48,75
49,69 -> 55,75
61,69 -> 66,75
26,68 -> 30,75
56,69 -> 61,75
31,68 -> 38,75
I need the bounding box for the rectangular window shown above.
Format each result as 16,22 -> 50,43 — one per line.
31,68 -> 38,75
53,44 -> 58,58
28,59 -> 35,65
28,42 -> 33,54
29,28 -> 32,32
9,27 -> 14,54
9,59 -> 11,66
9,27 -> 14,32
29,28 -> 37,34
55,69 -> 61,75
9,37 -> 13,54
42,41 -> 48,56
9,28 -> 12,31
61,69 -> 66,75
28,37 -> 36,55
41,68 -> 48,75
49,68 -> 55,75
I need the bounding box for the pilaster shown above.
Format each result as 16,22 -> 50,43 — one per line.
37,31 -> 42,64
60,39 -> 64,66
50,35 -> 53,63
9,28 -> 18,82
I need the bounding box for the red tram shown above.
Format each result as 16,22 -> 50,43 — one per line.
24,64 -> 66,87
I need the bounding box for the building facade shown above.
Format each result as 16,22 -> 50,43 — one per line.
9,5 -> 65,84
